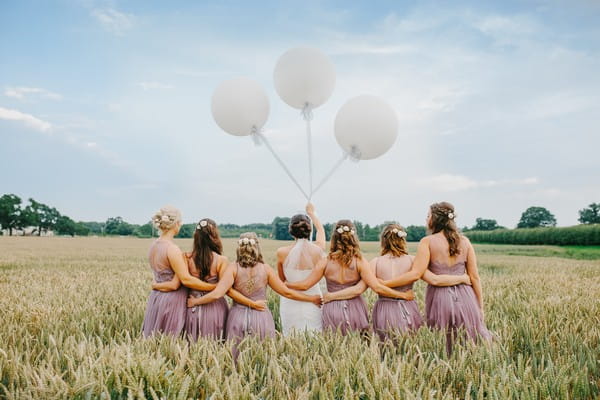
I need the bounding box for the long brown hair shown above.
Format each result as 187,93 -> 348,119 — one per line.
380,224 -> 408,257
236,232 -> 264,269
429,202 -> 461,256
329,220 -> 361,267
192,218 -> 223,278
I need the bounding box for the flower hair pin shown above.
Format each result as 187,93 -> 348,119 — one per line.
239,237 -> 257,246
391,228 -> 407,238
336,225 -> 355,235
196,220 -> 209,230
447,212 -> 456,220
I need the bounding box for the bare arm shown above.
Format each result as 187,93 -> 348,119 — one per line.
266,265 -> 322,306
323,280 -> 367,302
382,238 -> 431,287
276,248 -> 287,282
152,274 -> 181,292
422,270 -> 471,286
285,258 -> 326,290
359,258 -> 414,300
306,203 -> 326,251
187,264 -> 235,306
217,257 -> 266,310
464,238 -> 484,312
167,246 -> 216,291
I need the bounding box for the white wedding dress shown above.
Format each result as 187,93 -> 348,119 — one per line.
280,239 -> 323,335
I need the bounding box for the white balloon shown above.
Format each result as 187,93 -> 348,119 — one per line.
211,77 -> 269,136
334,95 -> 399,160
273,47 -> 336,109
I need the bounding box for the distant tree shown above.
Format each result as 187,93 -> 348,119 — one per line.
353,220 -> 365,240
175,223 -> 195,238
135,222 -> 155,238
55,216 -> 77,236
104,217 -> 135,236
517,206 -> 557,228
406,225 -> 426,241
578,203 -> 600,224
323,223 -> 333,241
272,217 -> 292,240
74,222 -> 90,236
472,218 -> 504,231
79,221 -> 105,235
0,194 -> 22,235
21,199 -> 61,235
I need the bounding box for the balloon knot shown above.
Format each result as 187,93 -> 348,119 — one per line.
348,146 -> 361,162
301,103 -> 314,121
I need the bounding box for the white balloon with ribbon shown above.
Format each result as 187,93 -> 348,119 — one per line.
211,77 -> 269,136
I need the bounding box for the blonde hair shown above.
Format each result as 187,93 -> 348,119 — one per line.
236,232 -> 264,268
152,205 -> 181,232
380,223 -> 408,257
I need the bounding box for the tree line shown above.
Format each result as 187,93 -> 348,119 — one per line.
1,194 -> 598,242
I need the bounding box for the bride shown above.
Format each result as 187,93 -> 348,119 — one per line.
276,203 -> 326,335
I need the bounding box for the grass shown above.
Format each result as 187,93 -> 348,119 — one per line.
0,237 -> 599,399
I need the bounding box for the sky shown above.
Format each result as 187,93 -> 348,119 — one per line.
1,0 -> 599,228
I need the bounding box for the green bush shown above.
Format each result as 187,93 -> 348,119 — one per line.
465,225 -> 600,245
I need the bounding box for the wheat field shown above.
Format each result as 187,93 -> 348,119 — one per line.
0,237 -> 599,399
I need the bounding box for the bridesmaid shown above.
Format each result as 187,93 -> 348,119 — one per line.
276,202 -> 326,335
153,218 -> 265,341
371,223 -> 470,341
188,232 -> 322,345
286,220 -> 414,335
379,203 -> 492,353
142,206 -> 225,337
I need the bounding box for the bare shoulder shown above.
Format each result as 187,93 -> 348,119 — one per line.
276,245 -> 292,258
218,254 -> 229,263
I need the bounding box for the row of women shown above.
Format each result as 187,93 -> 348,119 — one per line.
142,202 -> 493,354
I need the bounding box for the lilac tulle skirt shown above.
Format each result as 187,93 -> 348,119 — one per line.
185,293 -> 229,341
322,296 -> 369,335
372,297 -> 423,340
142,287 -> 187,337
425,284 -> 493,353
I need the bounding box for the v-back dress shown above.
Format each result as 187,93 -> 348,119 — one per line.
184,253 -> 229,341
321,259 -> 369,335
371,255 -> 423,340
142,240 -> 187,337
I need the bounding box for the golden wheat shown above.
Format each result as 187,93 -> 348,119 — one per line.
0,237 -> 598,399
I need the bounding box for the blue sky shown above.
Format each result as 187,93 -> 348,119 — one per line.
1,0 -> 599,227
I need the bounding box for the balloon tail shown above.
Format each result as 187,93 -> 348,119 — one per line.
302,103 -> 314,200
253,130 -> 310,200
312,152 -> 349,196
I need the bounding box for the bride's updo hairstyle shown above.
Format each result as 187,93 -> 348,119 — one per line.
380,224 -> 408,257
289,214 -> 311,239
152,205 -> 181,232
236,232 -> 264,269
429,202 -> 461,257
329,219 -> 361,267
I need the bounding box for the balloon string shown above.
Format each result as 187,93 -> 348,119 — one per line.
254,132 -> 310,200
312,152 -> 349,196
302,103 -> 314,200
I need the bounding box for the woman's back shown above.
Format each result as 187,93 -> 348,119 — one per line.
233,263 -> 268,301
148,240 -> 175,282
428,233 -> 469,275
324,258 -> 361,291
186,251 -> 220,283
374,254 -> 414,292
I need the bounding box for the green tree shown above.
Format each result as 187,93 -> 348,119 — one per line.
517,206 -> 557,228
175,223 -> 195,238
21,199 -> 61,235
578,203 -> 600,224
272,217 -> 292,240
55,216 -> 77,236
406,225 -> 426,241
104,217 -> 135,236
472,218 -> 504,231
0,194 -> 22,235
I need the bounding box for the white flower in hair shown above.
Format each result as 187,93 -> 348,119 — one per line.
397,231 -> 407,238
240,237 -> 250,245
249,239 -> 256,245
350,230 -> 355,235
336,227 -> 344,234
161,215 -> 169,222
200,220 -> 208,227
196,224 -> 202,230
392,228 -> 399,234
343,226 -> 350,232
448,212 -> 455,220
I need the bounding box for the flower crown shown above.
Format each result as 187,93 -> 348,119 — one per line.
391,228 -> 407,238
153,213 -> 174,224
336,225 -> 355,235
238,237 -> 257,246
196,219 -> 209,230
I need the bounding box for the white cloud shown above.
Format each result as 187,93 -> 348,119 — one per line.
137,82 -> 175,90
0,106 -> 52,133
91,8 -> 134,35
4,87 -> 62,101
420,174 -> 539,192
